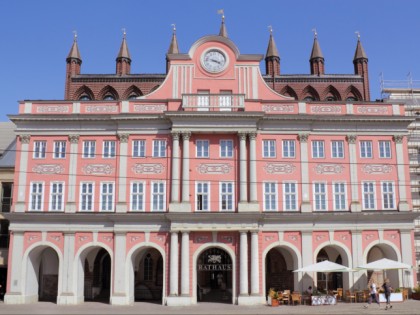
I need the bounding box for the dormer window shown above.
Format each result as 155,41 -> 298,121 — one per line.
303,96 -> 315,102
128,94 -> 138,100
346,97 -> 358,102
104,95 -> 116,101
325,96 -> 336,102
79,95 -> 91,101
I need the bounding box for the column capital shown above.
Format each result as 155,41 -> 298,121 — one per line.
298,133 -> 309,143
248,131 -> 257,140
68,134 -> 80,144
181,131 -> 191,140
171,131 -> 180,140
19,134 -> 31,144
346,134 -> 357,144
238,131 -> 247,141
117,133 -> 129,143
393,135 -> 404,143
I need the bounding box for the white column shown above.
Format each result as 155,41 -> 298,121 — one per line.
301,231 -> 313,290
298,134 -> 311,212
239,231 -> 249,296
351,231 -> 363,290
181,231 -> 190,296
171,132 -> 180,203
15,135 -> 30,212
238,132 -> 248,203
400,230 -> 414,288
116,134 -> 129,213
347,134 -> 361,212
394,135 -> 409,211
4,232 -> 24,304
181,132 -> 191,204
250,231 -> 259,295
111,232 -> 127,304
170,231 -> 179,296
57,233 -> 76,304
66,134 -> 79,213
249,132 -> 257,203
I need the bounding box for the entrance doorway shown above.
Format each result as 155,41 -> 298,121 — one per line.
197,248 -> 232,303
83,248 -> 111,302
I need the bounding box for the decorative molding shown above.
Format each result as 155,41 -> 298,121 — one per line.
311,105 -> 342,114
314,164 -> 344,174
264,163 -> 296,174
36,105 -> 70,113
132,163 -> 165,174
82,164 -> 114,175
262,104 -> 294,113
346,134 -> 357,144
288,234 -> 298,242
133,104 -> 166,112
155,235 -> 165,242
248,131 -> 257,140
315,234 -> 325,242
339,234 -> 349,241
364,233 -> 375,240
32,164 -> 65,175
393,135 -> 404,143
49,235 -> 61,242
102,235 -> 113,242
28,235 -> 39,242
220,236 -> 233,243
362,164 -> 393,174
68,134 -> 80,144
117,133 -> 129,143
19,134 -> 31,144
298,133 -> 309,143
78,235 -> 89,243
85,105 -> 118,113
181,131 -> 191,140
196,236 -> 209,243
238,131 -> 247,141
171,131 -> 180,141
130,236 -> 141,243
357,106 -> 388,114
264,236 -> 275,242
197,163 -> 232,174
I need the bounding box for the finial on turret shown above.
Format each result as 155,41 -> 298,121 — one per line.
355,31 -> 360,40
73,30 -> 78,42
122,28 -> 126,39
217,9 -> 228,37
312,28 -> 318,39
268,25 -> 273,35
217,9 -> 225,20
171,23 -> 176,34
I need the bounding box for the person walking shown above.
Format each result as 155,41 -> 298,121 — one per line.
382,278 -> 393,310
364,279 -> 380,308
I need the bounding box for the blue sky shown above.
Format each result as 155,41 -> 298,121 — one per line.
1,0 -> 419,121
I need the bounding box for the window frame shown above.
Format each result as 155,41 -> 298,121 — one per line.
152,140 -> 167,158
33,141 -> 47,159
29,181 -> 44,211
332,182 -> 347,211
220,139 -> 233,158
362,181 -> 376,210
331,140 -> 344,158
312,140 -> 325,158
219,181 -> 234,211
360,140 -> 373,158
100,182 -> 115,212
102,140 -> 116,159
49,181 -> 65,211
313,182 -> 327,211
82,140 -> 96,158
132,140 -> 146,158
195,181 -> 210,211
379,140 -> 392,158
282,140 -> 296,158
130,181 -> 145,211
80,182 -> 95,212
151,181 -> 166,211
263,181 -> 278,211
196,140 -> 210,158
263,140 -> 276,158
381,181 -> 396,210
283,181 -> 298,211
53,141 -> 66,159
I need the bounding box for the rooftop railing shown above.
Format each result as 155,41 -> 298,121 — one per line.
182,94 -> 245,111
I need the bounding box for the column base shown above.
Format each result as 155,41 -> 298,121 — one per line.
166,295 -> 192,306
116,203 -> 127,213
301,201 -> 311,213
238,202 -> 260,212
14,202 -> 25,213
4,292 -> 37,304
237,294 -> 264,305
110,293 -> 131,305
57,293 -> 79,305
398,201 -> 409,211
351,201 -> 361,212
169,202 -> 191,212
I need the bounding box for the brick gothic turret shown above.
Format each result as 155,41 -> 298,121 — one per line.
166,25 -> 179,73
309,32 -> 325,76
265,28 -> 280,77
116,30 -> 131,76
353,34 -> 370,100
65,32 -> 82,99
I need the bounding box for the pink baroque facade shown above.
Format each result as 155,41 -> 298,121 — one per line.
4,31 -> 417,307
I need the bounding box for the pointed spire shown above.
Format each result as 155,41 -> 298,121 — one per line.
218,9 -> 228,37
353,31 -> 368,60
266,26 -> 280,58
66,31 -> 82,61
117,28 -> 131,60
167,24 -> 179,54
310,29 -> 324,60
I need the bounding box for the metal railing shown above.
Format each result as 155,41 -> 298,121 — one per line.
182,94 -> 245,111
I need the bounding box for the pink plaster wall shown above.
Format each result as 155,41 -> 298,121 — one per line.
334,231 -> 352,253
74,232 -> 93,254
362,230 -> 379,252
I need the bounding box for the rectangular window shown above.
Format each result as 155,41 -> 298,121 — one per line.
360,141 -> 373,158
263,182 -> 277,211
83,141 -> 96,158
283,182 -> 297,211
153,140 -> 166,157
362,182 -> 376,210
220,140 -> 233,158
282,140 -> 296,158
103,141 -> 116,158
263,140 -> 276,158
100,182 -> 114,211
313,182 -> 327,211
131,182 -> 145,211
196,182 -> 209,211
333,182 -> 346,211
33,141 -> 46,159
50,182 -> 64,211
379,141 -> 391,158
53,141 -> 66,159
80,182 -> 94,211
382,182 -> 395,209
312,141 -> 325,158
196,140 -> 209,158
29,182 -> 44,211
331,141 -> 344,158
151,181 -> 165,211
220,182 -> 234,211
133,140 -> 146,158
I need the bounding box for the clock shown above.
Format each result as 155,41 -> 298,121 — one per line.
202,49 -> 227,73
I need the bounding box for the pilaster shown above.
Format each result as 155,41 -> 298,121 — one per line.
15,135 -> 30,212
298,134 -> 311,212
394,135 -> 409,211
347,134 -> 361,212
116,133 -> 129,213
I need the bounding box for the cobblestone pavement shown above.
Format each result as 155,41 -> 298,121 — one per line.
0,300 -> 420,315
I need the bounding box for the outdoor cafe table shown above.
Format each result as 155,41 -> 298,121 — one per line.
311,295 -> 337,305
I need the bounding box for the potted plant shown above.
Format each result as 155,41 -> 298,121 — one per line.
412,285 -> 420,300
268,288 -> 280,306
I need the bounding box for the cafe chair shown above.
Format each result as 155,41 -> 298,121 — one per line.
345,290 -> 356,303
282,290 -> 290,305
336,288 -> 343,301
291,292 -> 301,305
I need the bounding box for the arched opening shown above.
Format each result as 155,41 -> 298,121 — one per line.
130,247 -> 163,303
25,246 -> 59,303
265,247 -> 296,294
366,244 -> 399,288
79,247 -> 111,303
315,245 -> 350,291
197,247 -> 232,303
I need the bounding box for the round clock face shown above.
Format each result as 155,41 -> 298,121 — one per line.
202,49 -> 227,73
